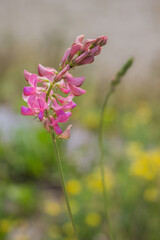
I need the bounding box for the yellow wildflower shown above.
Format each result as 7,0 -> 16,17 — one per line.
129,145 -> 160,180
66,179 -> 82,195
87,168 -> 114,193
85,212 -> 101,227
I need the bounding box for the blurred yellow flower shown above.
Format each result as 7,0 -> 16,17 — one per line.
43,199 -> 62,216
0,219 -> 11,233
128,144 -> 160,180
66,179 -> 82,195
85,212 -> 101,227
144,188 -> 158,202
87,168 -> 114,193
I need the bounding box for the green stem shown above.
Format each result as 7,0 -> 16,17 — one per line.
98,58 -> 134,240
51,132 -> 79,240
99,88 -> 115,240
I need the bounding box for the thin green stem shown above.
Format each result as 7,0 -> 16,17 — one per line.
98,58 -> 134,240
99,88 -> 115,240
51,132 -> 79,240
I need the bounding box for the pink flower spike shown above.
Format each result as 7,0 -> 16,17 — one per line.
23,86 -> 36,96
21,106 -> 34,115
64,73 -> 85,87
24,70 -> 32,82
68,84 -> 86,96
58,125 -> 72,139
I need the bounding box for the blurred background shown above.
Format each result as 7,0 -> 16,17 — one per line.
0,0 -> 160,239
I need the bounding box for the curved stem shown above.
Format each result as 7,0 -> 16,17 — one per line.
98,58 -> 134,240
51,132 -> 79,240
99,88 -> 114,240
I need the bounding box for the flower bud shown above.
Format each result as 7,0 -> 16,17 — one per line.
58,125 -> 72,139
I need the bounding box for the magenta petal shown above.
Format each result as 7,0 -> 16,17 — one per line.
78,55 -> 94,65
74,51 -> 89,64
55,108 -> 65,117
63,101 -> 76,111
65,73 -> 85,87
21,106 -> 34,115
29,74 -> 38,87
38,111 -> 44,121
68,84 -> 86,96
27,95 -> 36,109
23,87 -> 36,96
22,92 -> 29,102
58,82 -> 71,94
60,48 -> 71,67
53,123 -> 63,135
59,86 -> 71,94
90,46 -> 101,56
55,109 -> 69,123
24,70 -> 32,82
75,35 -> 84,44
82,39 -> 95,51
38,64 -> 55,77
95,36 -> 108,46
66,112 -> 72,118
58,113 -> 69,123
69,43 -> 82,60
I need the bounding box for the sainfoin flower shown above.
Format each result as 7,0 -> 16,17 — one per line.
21,35 -> 108,139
